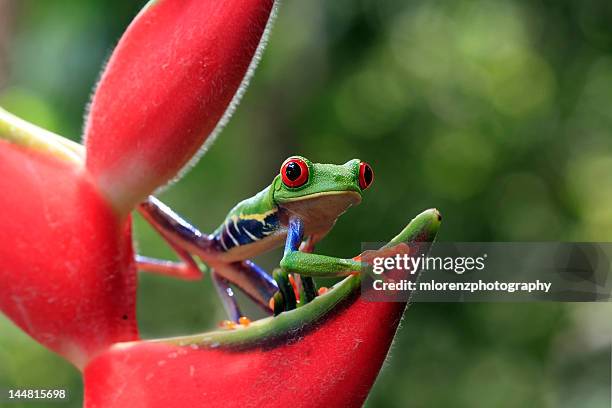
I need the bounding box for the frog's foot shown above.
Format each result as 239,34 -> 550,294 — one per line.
219,320 -> 237,330
271,267 -> 322,315
219,316 -> 252,330
288,274 -> 300,301
136,255 -> 203,280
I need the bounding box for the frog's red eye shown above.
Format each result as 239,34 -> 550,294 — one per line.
281,157 -> 309,188
359,162 -> 374,190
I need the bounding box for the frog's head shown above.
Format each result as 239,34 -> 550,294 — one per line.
272,156 -> 373,234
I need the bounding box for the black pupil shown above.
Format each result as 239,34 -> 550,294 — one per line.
286,162 -> 302,181
363,165 -> 373,185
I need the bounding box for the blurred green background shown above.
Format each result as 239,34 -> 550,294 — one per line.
1,0 -> 612,406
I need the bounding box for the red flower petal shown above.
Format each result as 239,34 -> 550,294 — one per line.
84,0 -> 277,214
0,140 -> 138,368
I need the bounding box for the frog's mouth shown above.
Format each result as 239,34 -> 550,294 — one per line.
278,191 -> 362,236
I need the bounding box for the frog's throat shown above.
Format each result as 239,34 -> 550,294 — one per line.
277,190 -> 362,204
278,191 -> 361,235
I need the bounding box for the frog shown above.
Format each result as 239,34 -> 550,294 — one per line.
136,156 -> 374,322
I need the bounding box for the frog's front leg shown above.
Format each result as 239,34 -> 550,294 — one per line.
280,217 -> 362,277
280,251 -> 362,277
274,217 -> 362,313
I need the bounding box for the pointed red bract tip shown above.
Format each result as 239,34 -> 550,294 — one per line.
84,0 -> 276,214
0,140 -> 138,368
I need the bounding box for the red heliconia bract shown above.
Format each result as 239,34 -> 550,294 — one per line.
0,0 -> 437,405
0,139 -> 138,369
85,0 -> 277,214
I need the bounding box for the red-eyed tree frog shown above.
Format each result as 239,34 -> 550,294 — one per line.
137,156 -> 374,322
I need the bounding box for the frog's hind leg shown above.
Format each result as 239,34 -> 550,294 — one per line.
135,230 -> 204,279
214,260 -> 278,315
211,271 -> 243,323
138,195 -> 222,259
135,195 -> 223,280
138,196 -> 279,320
